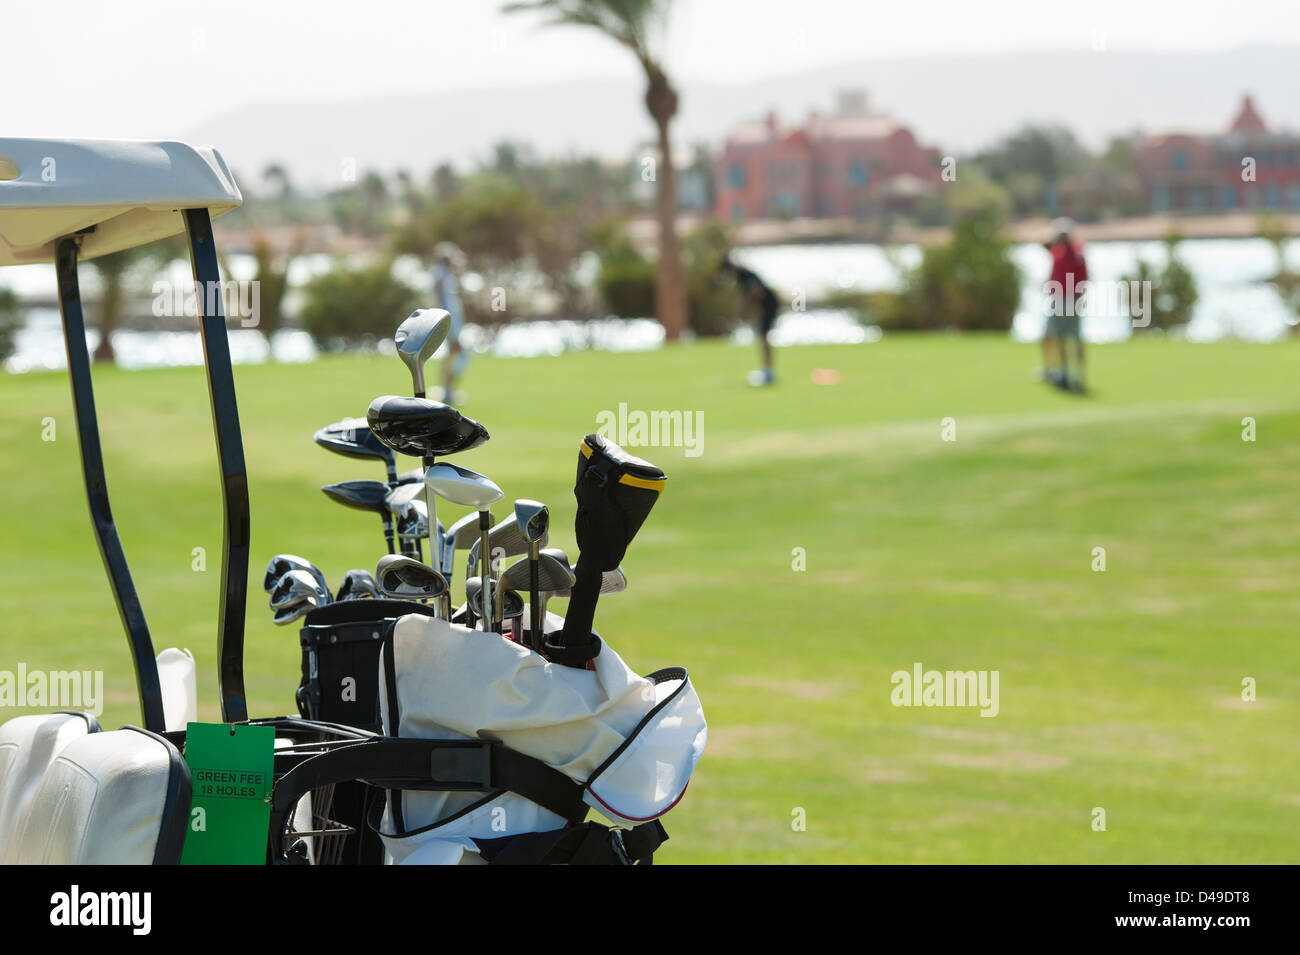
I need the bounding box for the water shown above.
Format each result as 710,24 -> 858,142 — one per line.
3,237 -> 1297,373
735,236 -> 1300,344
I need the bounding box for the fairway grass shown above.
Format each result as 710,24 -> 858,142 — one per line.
1,334 -> 1297,863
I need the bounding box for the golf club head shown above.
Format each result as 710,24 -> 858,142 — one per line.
540,547 -> 574,578
337,569 -> 380,601
263,554 -> 328,595
514,500 -> 549,550
397,468 -> 424,484
273,595 -> 320,626
322,480 -> 390,514
385,481 -> 425,511
464,576 -> 523,621
425,462 -> 504,510
375,554 -> 448,601
394,308 -> 451,397
500,552 -> 575,594
466,513 -> 546,578
313,418 -> 395,470
366,396 -> 490,459
443,510 -> 494,577
392,499 -> 430,540
270,569 -> 332,609
553,565 -> 626,599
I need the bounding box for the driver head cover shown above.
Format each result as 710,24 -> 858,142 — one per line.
573,434 -> 666,571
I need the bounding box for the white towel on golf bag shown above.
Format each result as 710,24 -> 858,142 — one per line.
378,610 -> 707,865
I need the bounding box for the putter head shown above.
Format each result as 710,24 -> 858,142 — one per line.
514,500 -> 549,550
313,418 -> 395,469
322,480 -> 390,514
394,308 -> 451,397
337,569 -> 380,601
375,554 -> 448,601
501,552 -> 575,594
264,554 -> 328,595
366,395 -> 490,459
270,569 -> 331,609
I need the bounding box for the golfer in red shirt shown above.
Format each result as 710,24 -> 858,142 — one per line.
1042,217 -> 1088,393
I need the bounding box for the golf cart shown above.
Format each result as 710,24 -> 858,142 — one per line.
0,137 -> 705,865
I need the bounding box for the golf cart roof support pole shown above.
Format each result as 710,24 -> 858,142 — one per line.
55,237 -> 166,733
184,208 -> 251,723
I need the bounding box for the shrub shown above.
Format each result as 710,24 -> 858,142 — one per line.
890,210 -> 1022,330
299,260 -> 421,347
0,286 -> 23,366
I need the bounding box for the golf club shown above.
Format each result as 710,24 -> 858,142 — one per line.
500,550 -> 572,648
336,569 -> 380,601
512,501 -> 549,650
263,554 -> 329,595
314,418 -> 398,485
425,462 -> 503,630
367,394 -> 490,584
393,308 -> 450,400
374,554 -> 448,602
393,310 -> 451,583
441,510 -> 494,592
272,596 -> 320,626
466,512 -> 547,605
270,569 -> 332,610
322,480 -> 397,555
464,576 -> 523,628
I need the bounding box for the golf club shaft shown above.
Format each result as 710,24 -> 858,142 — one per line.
423,454 -> 440,613
478,512 -> 492,632
529,544 -> 542,651
381,513 -> 395,555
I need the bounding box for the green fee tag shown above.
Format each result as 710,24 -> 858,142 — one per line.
180,722 -> 275,865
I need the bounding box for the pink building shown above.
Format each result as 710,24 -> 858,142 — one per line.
715,92 -> 942,222
1135,95 -> 1300,214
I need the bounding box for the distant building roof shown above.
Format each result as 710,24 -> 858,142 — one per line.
1228,94 -> 1268,135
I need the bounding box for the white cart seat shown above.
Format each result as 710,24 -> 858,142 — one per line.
12,725 -> 191,864
0,712 -> 100,863
0,137 -> 242,266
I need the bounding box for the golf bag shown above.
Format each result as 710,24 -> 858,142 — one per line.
372,612 -> 705,865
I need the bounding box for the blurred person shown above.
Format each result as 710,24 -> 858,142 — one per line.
432,241 -> 470,401
720,256 -> 779,386
1042,218 -> 1088,393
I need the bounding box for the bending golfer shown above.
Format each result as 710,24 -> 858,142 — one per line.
433,241 -> 470,401
1042,218 -> 1088,393
721,256 -> 779,386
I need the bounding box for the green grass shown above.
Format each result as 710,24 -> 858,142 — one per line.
2,334 -> 1298,863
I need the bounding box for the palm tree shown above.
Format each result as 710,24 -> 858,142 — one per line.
504,0 -> 688,341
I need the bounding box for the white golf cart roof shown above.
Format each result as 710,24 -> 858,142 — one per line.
0,137 -> 242,266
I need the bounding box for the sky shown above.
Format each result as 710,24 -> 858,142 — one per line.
4,0 -> 1300,139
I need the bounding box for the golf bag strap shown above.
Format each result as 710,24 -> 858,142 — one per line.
270,738 -> 588,842
476,819 -> 668,865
